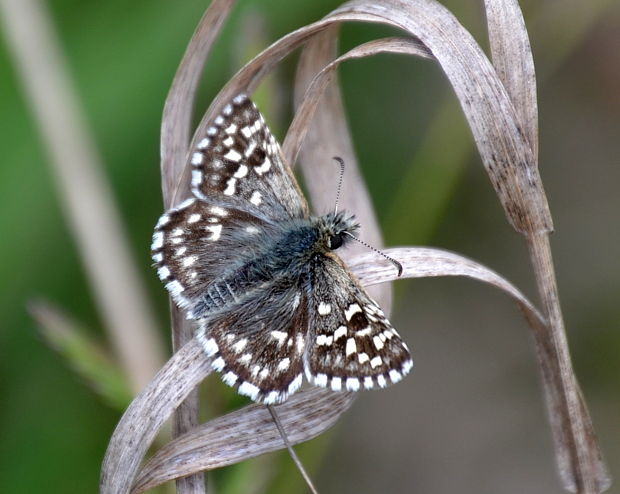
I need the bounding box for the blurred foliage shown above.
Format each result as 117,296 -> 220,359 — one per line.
1,1 -> 618,493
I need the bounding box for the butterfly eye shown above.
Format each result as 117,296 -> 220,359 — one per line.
328,233 -> 344,250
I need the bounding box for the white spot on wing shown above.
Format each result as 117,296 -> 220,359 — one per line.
356,326 -> 372,337
223,177 -> 236,195
345,303 -> 362,321
233,94 -> 247,105
250,190 -> 262,206
152,231 -> 163,250
206,224 -> 222,241
232,338 -> 248,353
157,266 -> 170,280
188,213 -> 201,223
222,371 -> 238,386
346,377 -> 360,391
345,338 -> 357,356
364,376 -> 374,389
288,374 -> 303,394
370,356 -> 382,368
358,352 -> 370,364
389,369 -> 402,383
166,280 -> 185,297
225,122 -> 237,134
210,206 -> 228,216
156,215 -> 169,228
182,256 -> 197,267
277,358 -> 290,370
224,149 -> 242,162
263,391 -> 281,405
197,137 -> 210,149
191,152 -> 203,165
271,330 -> 287,344
244,140 -> 257,157
403,360 -> 414,374
314,373 -> 328,387
212,357 -> 225,371
316,334 -> 333,346
233,164 -> 248,178
373,335 -> 384,350
296,334 -> 305,353
254,157 -> 272,175
333,326 -> 347,341
199,336 -> 218,356
318,302 -> 331,315
238,381 -> 260,400
191,170 -> 202,186
331,377 -> 342,391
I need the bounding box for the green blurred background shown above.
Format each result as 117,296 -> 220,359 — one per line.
1,1 -> 618,493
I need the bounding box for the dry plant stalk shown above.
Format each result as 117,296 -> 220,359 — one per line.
100,1 -> 610,494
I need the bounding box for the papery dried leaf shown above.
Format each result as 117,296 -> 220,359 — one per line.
162,0 -> 239,209
131,388 -> 355,493
328,0 -> 551,234
100,339 -> 212,494
484,0 -> 538,159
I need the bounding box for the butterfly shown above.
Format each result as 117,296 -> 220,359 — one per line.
151,94 -> 412,404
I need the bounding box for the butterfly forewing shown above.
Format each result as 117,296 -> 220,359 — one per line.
151,198 -> 274,317
305,254 -> 413,391
197,284 -> 308,404
190,94 -> 308,221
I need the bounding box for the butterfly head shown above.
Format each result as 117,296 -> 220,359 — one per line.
316,211 -> 360,251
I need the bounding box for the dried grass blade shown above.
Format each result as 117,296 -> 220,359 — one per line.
132,389 -> 355,493
100,339 -> 212,494
330,0 -> 551,234
0,0 -> 165,395
484,0 -> 539,158
161,0 -> 238,208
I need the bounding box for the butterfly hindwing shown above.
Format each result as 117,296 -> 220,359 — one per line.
305,254 -> 413,391
197,282 -> 308,404
190,94 -> 308,222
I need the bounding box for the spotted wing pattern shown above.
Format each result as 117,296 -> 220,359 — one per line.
152,93 -> 413,404
196,283 -> 308,404
189,94 -> 307,221
305,254 -> 413,391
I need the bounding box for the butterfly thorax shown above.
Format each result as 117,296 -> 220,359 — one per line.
191,211 -> 359,319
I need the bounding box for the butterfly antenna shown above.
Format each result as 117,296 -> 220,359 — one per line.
267,405 -> 320,494
332,156 -> 345,213
344,232 -> 403,277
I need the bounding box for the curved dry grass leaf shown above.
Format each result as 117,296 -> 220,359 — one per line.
128,246 -> 552,492
484,0 -> 538,159
131,388 -> 355,493
162,0 -> 238,209
100,339 -> 212,494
